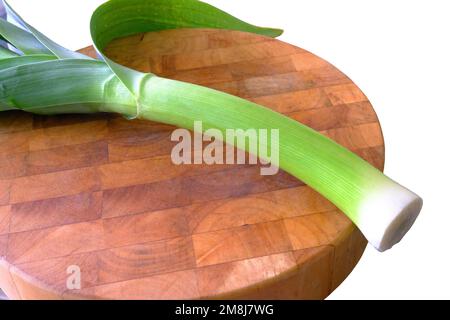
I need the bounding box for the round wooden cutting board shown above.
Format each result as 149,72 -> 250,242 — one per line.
0,29 -> 384,300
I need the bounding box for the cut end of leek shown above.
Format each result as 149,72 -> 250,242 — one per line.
357,182 -> 423,252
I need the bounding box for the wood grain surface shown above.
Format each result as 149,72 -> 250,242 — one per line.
0,29 -> 383,300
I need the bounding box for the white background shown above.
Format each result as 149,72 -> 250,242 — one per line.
6,0 -> 450,299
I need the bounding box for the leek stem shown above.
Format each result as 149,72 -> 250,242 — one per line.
0,0 -> 423,252
136,76 -> 423,252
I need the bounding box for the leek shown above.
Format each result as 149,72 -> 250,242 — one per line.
0,0 -> 422,252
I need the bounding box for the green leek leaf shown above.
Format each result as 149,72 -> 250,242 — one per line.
90,0 -> 283,116
0,58 -> 135,115
1,0 -> 89,60
0,44 -> 17,58
0,18 -> 52,55
0,54 -> 55,69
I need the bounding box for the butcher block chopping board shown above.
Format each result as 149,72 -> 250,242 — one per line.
0,29 -> 384,300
